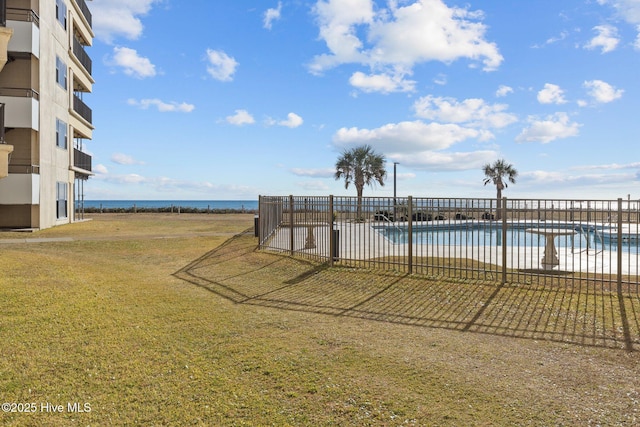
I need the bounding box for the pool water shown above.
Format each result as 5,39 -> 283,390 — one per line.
375,224 -> 639,253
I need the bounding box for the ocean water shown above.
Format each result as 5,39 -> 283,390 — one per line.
83,200 -> 258,211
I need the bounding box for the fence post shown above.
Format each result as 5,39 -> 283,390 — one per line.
501,197 -> 508,285
256,196 -> 261,240
329,195 -> 335,266
616,198 -> 633,351
618,198 -> 623,289
289,195 -> 294,256
408,196 -> 413,274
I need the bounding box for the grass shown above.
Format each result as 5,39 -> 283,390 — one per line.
1,213 -> 639,426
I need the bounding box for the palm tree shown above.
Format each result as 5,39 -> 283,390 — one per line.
335,145 -> 387,220
483,159 -> 517,219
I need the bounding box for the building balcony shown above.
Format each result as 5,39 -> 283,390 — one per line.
70,61 -> 94,93
6,7 -> 39,58
72,37 -> 92,75
73,148 -> 91,174
70,37 -> 94,91
70,0 -> 93,44
0,172 -> 39,205
73,93 -> 92,123
72,0 -> 92,28
70,94 -> 93,139
0,88 -> 39,131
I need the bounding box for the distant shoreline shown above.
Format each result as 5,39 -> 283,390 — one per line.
79,200 -> 258,214
81,200 -> 258,212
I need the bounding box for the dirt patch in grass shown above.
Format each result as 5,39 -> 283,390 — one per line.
1,214 -> 639,426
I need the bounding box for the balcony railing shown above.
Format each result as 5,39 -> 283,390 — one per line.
1,0 -> 6,26
0,103 -> 4,143
73,94 -> 92,124
8,164 -> 39,174
73,0 -> 92,27
73,37 -> 92,75
74,148 -> 91,172
6,7 -> 39,26
0,87 -> 39,100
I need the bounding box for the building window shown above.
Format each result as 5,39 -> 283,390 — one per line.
56,56 -> 67,90
56,118 -> 67,149
56,182 -> 68,219
56,0 -> 67,30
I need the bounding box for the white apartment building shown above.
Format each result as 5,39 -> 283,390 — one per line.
0,0 -> 93,229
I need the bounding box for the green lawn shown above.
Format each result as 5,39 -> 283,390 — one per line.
1,213 -> 639,426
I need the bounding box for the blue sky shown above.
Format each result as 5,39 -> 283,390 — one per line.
87,0 -> 640,201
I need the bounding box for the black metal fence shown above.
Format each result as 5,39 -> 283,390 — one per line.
73,94 -> 92,124
74,0 -> 92,27
73,37 -> 92,75
73,148 -> 91,172
259,195 -> 640,291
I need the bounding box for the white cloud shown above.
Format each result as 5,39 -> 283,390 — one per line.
279,113 -> 304,128
205,49 -> 239,82
584,25 -> 620,53
390,150 -> 498,171
92,0 -> 162,43
573,162 -> 640,171
598,1 -> 640,50
264,2 -> 283,30
583,79 -> 624,103
537,83 -> 567,105
333,120 -> 481,153
290,168 -> 334,177
523,169 -> 637,189
332,118 -> 499,171
310,0 -> 374,73
349,71 -> 416,93
516,112 -> 581,144
226,109 -> 255,126
545,31 -> 569,46
413,96 -> 517,129
111,47 -> 156,78
522,170 -> 569,184
531,29 -> 579,49
111,153 -> 145,165
93,164 -> 109,174
310,0 -> 502,93
600,0 -> 640,25
103,174 -> 148,185
433,74 -> 448,86
368,1 -> 503,70
127,98 -> 195,113
297,181 -> 332,191
496,85 -> 513,97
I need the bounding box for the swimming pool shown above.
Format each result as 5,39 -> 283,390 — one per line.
373,222 -> 639,253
